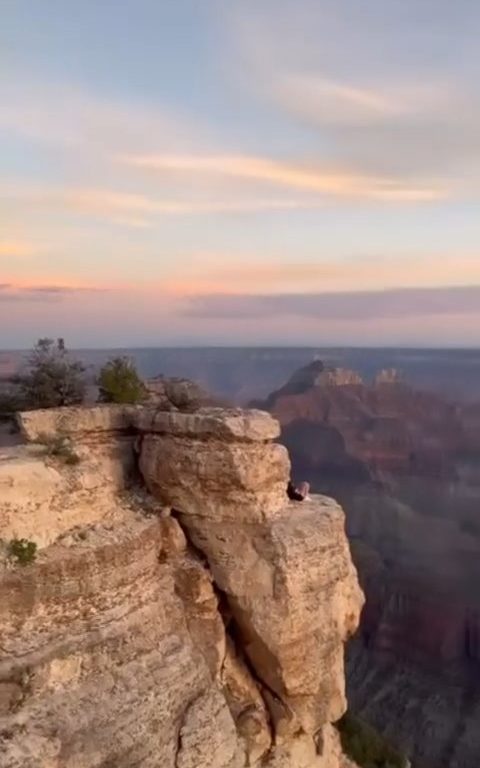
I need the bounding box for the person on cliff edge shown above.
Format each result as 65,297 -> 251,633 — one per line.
287,480 -> 311,501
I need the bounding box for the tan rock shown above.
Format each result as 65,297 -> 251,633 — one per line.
179,499 -> 363,735
176,688 -> 244,768
140,434 -> 290,522
0,444 -> 134,548
317,369 -> 363,387
1,405 -> 363,768
222,638 -> 272,764
137,408 -> 364,740
16,404 -> 136,442
0,516 -> 231,768
134,407 -> 281,442
173,550 -> 226,679
144,376 -> 222,411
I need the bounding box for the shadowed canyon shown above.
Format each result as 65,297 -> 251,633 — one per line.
254,359 -> 480,768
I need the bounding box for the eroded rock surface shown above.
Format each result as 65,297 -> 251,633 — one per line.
0,405 -> 363,768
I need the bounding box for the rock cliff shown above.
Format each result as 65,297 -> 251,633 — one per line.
0,405 -> 363,768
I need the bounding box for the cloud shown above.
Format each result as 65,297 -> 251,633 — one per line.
272,76 -> 454,126
181,285 -> 480,320
164,253 -> 480,295
0,283 -> 106,302
0,181 -> 335,228
0,79 -> 197,154
123,153 -> 447,202
60,187 -> 331,218
225,1 -> 480,180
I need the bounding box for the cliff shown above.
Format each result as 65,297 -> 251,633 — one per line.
0,405 -> 363,768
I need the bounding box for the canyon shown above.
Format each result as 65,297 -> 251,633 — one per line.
2,348 -> 480,406
256,360 -> 480,768
0,402 -> 363,768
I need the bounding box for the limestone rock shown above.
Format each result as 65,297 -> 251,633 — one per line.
135,407 -> 281,442
1,404 -> 363,768
138,410 -> 288,523
176,689 -> 244,768
138,408 -> 364,740
178,500 -> 363,735
0,442 -> 135,548
16,404 -> 136,442
316,369 -> 363,387
221,638 -> 272,763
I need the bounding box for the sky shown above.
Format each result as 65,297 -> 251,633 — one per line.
1,0 -> 480,348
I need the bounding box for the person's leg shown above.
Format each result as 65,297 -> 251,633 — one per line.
287,481 -> 304,501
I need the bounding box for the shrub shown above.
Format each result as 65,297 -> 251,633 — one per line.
8,538 -> 37,566
0,391 -> 25,417
38,433 -> 80,465
97,356 -> 146,404
14,338 -> 86,409
336,712 -> 407,768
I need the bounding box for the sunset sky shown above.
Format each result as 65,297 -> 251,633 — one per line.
1,0 -> 480,347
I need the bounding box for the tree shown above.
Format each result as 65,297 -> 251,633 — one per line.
15,338 -> 86,409
97,356 -> 146,404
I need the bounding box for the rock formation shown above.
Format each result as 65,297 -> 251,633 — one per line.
374,369 -> 402,386
257,360 -> 480,768
0,404 -> 363,768
144,375 -> 225,411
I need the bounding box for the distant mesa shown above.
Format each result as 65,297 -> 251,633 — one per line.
256,359 -> 364,409
374,368 -> 402,386
283,360 -> 364,391
319,367 -> 364,387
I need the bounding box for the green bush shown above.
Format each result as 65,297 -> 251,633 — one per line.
336,712 -> 407,768
8,538 -> 37,566
97,356 -> 146,404
14,338 -> 86,409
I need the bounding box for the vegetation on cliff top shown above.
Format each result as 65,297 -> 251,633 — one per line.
14,338 -> 86,409
337,712 -> 408,768
97,356 -> 146,404
8,538 -> 37,566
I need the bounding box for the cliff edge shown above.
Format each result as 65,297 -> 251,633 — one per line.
0,405 -> 363,768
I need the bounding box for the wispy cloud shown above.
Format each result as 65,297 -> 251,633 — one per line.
163,253 -> 480,295
0,283 -> 106,303
181,285 -> 480,321
273,75 -> 455,126
0,181 -> 332,228
225,1 -> 480,180
0,79 -> 196,153
269,75 -> 480,180
123,153 -> 447,202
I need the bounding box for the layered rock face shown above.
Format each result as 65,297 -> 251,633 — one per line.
0,405 -> 363,768
257,361 -> 480,768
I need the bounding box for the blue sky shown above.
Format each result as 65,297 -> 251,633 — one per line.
1,0 -> 479,347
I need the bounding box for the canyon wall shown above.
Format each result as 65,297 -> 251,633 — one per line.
0,405 -> 363,768
257,360 -> 480,768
